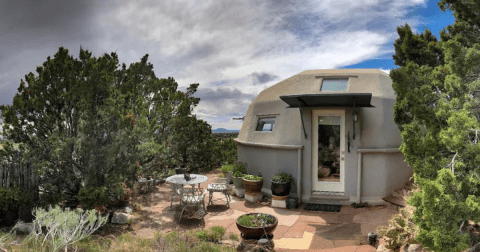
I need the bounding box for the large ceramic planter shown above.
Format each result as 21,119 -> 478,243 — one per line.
236,213 -> 278,239
271,181 -> 291,196
233,176 -> 244,188
223,171 -> 233,184
242,178 -> 263,193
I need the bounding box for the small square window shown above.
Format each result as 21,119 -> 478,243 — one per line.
321,78 -> 348,91
256,117 -> 275,131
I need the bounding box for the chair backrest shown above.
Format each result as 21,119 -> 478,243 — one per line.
180,187 -> 205,204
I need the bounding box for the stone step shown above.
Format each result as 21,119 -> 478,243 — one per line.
382,195 -> 405,207
309,193 -> 350,204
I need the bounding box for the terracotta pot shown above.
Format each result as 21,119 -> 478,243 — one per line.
242,178 -> 263,193
236,213 -> 278,239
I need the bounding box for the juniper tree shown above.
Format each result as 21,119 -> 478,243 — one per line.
392,1 -> 480,251
0,47 -> 209,207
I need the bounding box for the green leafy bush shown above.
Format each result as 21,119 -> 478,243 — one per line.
195,226 -> 225,242
0,187 -> 21,212
232,161 -> 247,177
221,164 -> 233,173
272,171 -> 295,184
77,186 -> 109,209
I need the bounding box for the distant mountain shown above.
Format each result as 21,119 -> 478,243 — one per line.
212,128 -> 240,134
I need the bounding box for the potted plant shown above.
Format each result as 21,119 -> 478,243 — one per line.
242,174 -> 263,193
271,171 -> 295,196
232,161 -> 247,189
236,213 -> 278,239
221,164 -> 234,184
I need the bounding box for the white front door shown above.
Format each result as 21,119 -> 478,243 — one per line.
312,109 -> 345,193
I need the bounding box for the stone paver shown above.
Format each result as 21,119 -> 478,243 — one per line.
283,221 -> 308,238
129,170 -> 398,252
275,231 -> 315,250
251,206 -> 300,226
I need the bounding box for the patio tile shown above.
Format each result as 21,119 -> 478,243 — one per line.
275,231 -> 315,250
297,212 -> 339,224
334,239 -> 357,248
206,209 -> 246,221
205,219 -> 234,229
340,205 -> 356,215
313,223 -> 362,240
338,214 -> 355,224
355,245 -> 377,252
283,221 -> 308,238
308,233 -> 335,250
251,206 -> 300,227
353,208 -> 397,225
272,225 -> 290,239
360,222 -> 383,236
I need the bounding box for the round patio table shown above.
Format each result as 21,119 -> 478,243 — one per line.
166,174 -> 208,186
166,174 -> 208,207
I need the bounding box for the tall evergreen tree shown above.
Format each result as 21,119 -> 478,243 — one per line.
0,47 -> 210,208
392,1 -> 480,251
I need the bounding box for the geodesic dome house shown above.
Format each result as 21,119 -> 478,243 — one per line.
235,69 -> 412,205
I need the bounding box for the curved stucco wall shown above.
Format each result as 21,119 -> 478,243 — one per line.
237,69 -> 400,148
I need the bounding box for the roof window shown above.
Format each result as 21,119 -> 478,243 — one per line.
256,117 -> 275,131
321,78 -> 348,91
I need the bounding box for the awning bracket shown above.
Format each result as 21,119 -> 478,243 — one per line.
352,99 -> 356,140
300,109 -> 307,139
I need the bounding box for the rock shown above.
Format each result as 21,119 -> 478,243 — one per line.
377,244 -> 394,252
408,244 -> 423,252
111,212 -> 132,224
16,222 -> 33,234
124,206 -> 133,214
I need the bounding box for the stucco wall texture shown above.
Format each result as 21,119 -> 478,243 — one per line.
235,69 -> 413,204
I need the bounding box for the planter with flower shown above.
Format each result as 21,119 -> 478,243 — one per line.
236,213 -> 278,240
242,174 -> 263,194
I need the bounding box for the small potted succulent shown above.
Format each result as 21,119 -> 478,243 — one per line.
221,164 -> 234,184
236,213 -> 278,239
242,173 -> 263,193
232,161 -> 248,189
271,171 -> 295,196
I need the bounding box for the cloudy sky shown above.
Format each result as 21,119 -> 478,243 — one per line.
0,0 -> 454,130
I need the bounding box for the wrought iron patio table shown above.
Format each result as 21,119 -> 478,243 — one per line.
165,174 -> 208,207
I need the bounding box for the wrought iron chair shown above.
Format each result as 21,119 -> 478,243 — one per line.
177,187 -> 207,222
170,184 -> 184,208
207,177 -> 231,208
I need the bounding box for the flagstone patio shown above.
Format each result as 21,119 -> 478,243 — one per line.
129,170 -> 398,251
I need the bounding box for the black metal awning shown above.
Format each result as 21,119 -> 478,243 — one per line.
279,93 -> 374,108
279,93 -> 374,143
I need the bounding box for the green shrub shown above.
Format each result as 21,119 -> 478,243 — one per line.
0,187 -> 21,212
229,233 -> 239,241
221,164 -> 233,173
232,161 -> 247,177
21,205 -> 109,252
77,186 -> 109,209
195,226 -> 225,242
272,171 -> 295,184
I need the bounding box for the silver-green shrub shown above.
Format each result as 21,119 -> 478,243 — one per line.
23,205 -> 108,252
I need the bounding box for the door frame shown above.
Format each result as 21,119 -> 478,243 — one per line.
312,109 -> 345,193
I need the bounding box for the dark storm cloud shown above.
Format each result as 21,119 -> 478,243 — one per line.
250,72 -> 279,85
